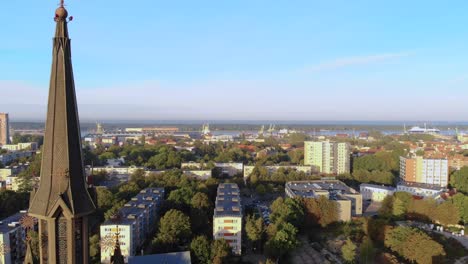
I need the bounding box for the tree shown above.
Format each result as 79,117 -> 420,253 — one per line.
302,196 -> 339,228
96,187 -> 116,210
392,192 -> 412,218
434,200 -> 460,226
265,222 -> 299,259
0,190 -> 29,218
385,226 -> 445,264
256,184 -> 266,196
190,236 -> 211,264
155,210 -> 191,248
168,187 -> 195,206
452,193 -> 468,223
341,238 -> 357,263
359,236 -> 376,264
191,192 -> 211,209
245,215 -> 265,245
89,234 -> 100,263
450,167 -> 468,194
270,197 -> 304,228
211,239 -> 231,263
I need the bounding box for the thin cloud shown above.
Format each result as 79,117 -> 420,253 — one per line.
305,52 -> 410,72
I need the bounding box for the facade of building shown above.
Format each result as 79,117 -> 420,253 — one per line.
304,141 -> 350,174
396,182 -> 445,198
0,211 -> 29,264
285,180 -> 362,222
100,188 -> 165,263
183,170 -> 212,180
0,151 -> 34,165
243,165 -> 313,179
0,164 -> 29,181
27,5 -> 97,263
400,156 -> 449,187
213,183 -> 242,255
359,184 -> 396,202
181,162 -> 244,177
0,113 -> 10,146
1,142 -> 38,152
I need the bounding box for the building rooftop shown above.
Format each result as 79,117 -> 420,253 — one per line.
0,210 -> 27,234
360,183 -> 396,191
214,183 -> 242,217
128,251 -> 191,264
397,181 -> 446,191
286,180 -> 358,200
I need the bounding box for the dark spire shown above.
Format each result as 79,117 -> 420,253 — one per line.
27,3 -> 96,263
110,231 -> 125,264
29,2 -> 95,218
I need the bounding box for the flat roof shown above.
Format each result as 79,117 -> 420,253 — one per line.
214,183 -> 242,217
0,211 -> 27,234
397,181 -> 445,191
286,180 -> 358,200
360,183 -> 396,191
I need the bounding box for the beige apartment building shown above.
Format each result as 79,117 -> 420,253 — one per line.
304,141 -> 350,174
400,156 -> 449,187
213,183 -> 242,255
0,113 -> 10,146
285,180 -> 362,222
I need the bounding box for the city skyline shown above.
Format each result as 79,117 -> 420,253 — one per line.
2,0 -> 468,121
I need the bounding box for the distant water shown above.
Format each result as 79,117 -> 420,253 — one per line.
81,129 -> 461,138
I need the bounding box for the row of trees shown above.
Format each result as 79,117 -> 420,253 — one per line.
379,191 -> 464,225
385,226 -> 445,263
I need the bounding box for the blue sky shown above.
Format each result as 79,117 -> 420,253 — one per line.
1,0 -> 468,121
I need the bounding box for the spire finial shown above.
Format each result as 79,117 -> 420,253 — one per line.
55,0 -> 68,21
60,0 -> 65,7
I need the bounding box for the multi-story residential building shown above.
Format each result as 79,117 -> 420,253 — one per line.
181,162 -> 244,177
213,183 -> 242,255
304,141 -> 350,174
0,113 -> 10,146
243,165 -> 313,179
0,210 -> 30,264
183,170 -> 212,180
0,151 -> 34,166
285,180 -> 362,222
100,188 -> 165,263
400,156 -> 449,187
396,182 -> 445,199
1,142 -> 38,152
359,184 -> 396,202
86,165 -> 145,176
0,163 -> 29,181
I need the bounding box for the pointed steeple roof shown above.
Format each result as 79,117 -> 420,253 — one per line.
23,240 -> 35,264
110,232 -> 126,264
29,2 -> 95,218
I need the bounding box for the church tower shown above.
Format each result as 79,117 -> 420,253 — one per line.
28,2 -> 96,263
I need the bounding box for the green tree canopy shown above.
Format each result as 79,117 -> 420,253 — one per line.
341,238 -> 357,263
245,215 -> 265,243
190,235 -> 211,264
155,209 -> 192,247
450,167 -> 468,194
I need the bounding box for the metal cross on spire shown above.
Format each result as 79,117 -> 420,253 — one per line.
60,0 -> 65,7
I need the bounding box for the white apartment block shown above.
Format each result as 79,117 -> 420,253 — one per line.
421,159 -> 449,187
213,183 -> 242,255
100,188 -> 164,264
1,142 -> 38,152
359,184 -> 395,202
304,141 -> 350,174
0,211 -> 30,264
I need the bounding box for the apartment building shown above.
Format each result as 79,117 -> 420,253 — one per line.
359,184 -> 395,202
0,113 -> 10,146
304,141 -> 350,174
243,165 -> 313,179
285,180 -> 362,222
400,156 -> 449,187
1,143 -> 38,152
100,188 -> 165,263
0,211 -> 30,264
213,183 -> 242,255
